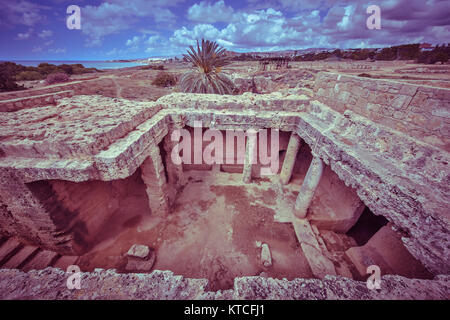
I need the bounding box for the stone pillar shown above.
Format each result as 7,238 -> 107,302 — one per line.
243,130 -> 257,183
140,145 -> 170,216
163,130 -> 184,204
280,133 -> 302,185
294,156 -> 324,218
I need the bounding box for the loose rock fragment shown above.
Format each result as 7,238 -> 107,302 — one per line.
261,243 -> 272,267
125,245 -> 156,272
127,244 -> 150,260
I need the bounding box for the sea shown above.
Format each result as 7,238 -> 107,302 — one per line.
6,60 -> 151,70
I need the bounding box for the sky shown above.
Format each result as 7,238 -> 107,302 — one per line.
0,0 -> 449,61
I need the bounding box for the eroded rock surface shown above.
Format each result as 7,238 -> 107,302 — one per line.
0,268 -> 448,300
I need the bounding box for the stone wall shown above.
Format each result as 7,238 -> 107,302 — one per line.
0,91 -> 74,112
0,78 -> 117,112
314,72 -> 450,151
293,60 -> 411,70
0,268 -> 448,299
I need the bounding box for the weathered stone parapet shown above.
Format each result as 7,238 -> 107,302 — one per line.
156,91 -> 310,113
243,129 -> 257,183
140,145 -> 170,216
294,156 -> 324,218
0,267 -> 448,300
280,133 -> 302,185
292,108 -> 449,274
314,71 -> 450,151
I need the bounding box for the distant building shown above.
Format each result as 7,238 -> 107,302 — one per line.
420,43 -> 433,51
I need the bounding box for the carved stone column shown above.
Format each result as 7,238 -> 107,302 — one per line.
280,133 -> 302,185
140,145 -> 170,216
294,156 -> 324,218
243,130 -> 257,183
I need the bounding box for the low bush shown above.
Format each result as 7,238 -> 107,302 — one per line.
45,72 -> 70,85
151,72 -> 177,87
142,64 -> 165,70
15,70 -> 44,81
0,62 -> 25,92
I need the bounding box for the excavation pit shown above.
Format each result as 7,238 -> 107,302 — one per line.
0,78 -> 448,299
6,127 -> 432,290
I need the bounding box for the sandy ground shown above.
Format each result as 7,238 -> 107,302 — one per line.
78,170 -> 313,291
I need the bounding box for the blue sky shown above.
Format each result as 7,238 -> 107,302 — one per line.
0,0 -> 449,60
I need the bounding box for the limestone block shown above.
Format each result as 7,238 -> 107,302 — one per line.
127,244 -> 150,260
292,219 -> 337,278
345,226 -> 432,279
308,166 -> 365,233
260,243 -> 272,267
300,243 -> 337,278
125,249 -> 156,273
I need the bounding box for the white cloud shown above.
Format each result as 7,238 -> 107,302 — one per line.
0,0 -> 49,27
38,29 -> 53,39
32,46 -> 42,53
147,35 -> 161,45
187,0 -> 234,23
126,35 -> 144,47
79,0 -> 450,56
82,0 -> 183,47
48,47 -> 66,54
15,28 -> 33,40
170,8 -> 302,51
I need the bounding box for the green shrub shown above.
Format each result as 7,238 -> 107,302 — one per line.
45,72 -> 70,85
152,72 -> 177,87
71,66 -> 97,74
37,63 -> 60,75
15,71 -> 44,81
58,64 -> 74,75
0,62 -> 25,92
142,65 -> 165,70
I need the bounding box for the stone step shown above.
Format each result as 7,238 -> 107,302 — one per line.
22,250 -> 60,272
2,246 -> 39,269
292,219 -> 321,250
292,219 -> 337,278
53,256 -> 79,271
310,224 -> 329,254
0,238 -> 23,266
300,243 -> 337,278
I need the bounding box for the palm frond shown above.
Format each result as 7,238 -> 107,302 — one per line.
180,39 -> 235,94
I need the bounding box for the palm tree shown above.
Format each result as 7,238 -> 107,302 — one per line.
179,39 -> 235,94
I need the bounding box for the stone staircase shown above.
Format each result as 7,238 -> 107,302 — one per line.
292,219 -> 357,279
0,237 -> 79,271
